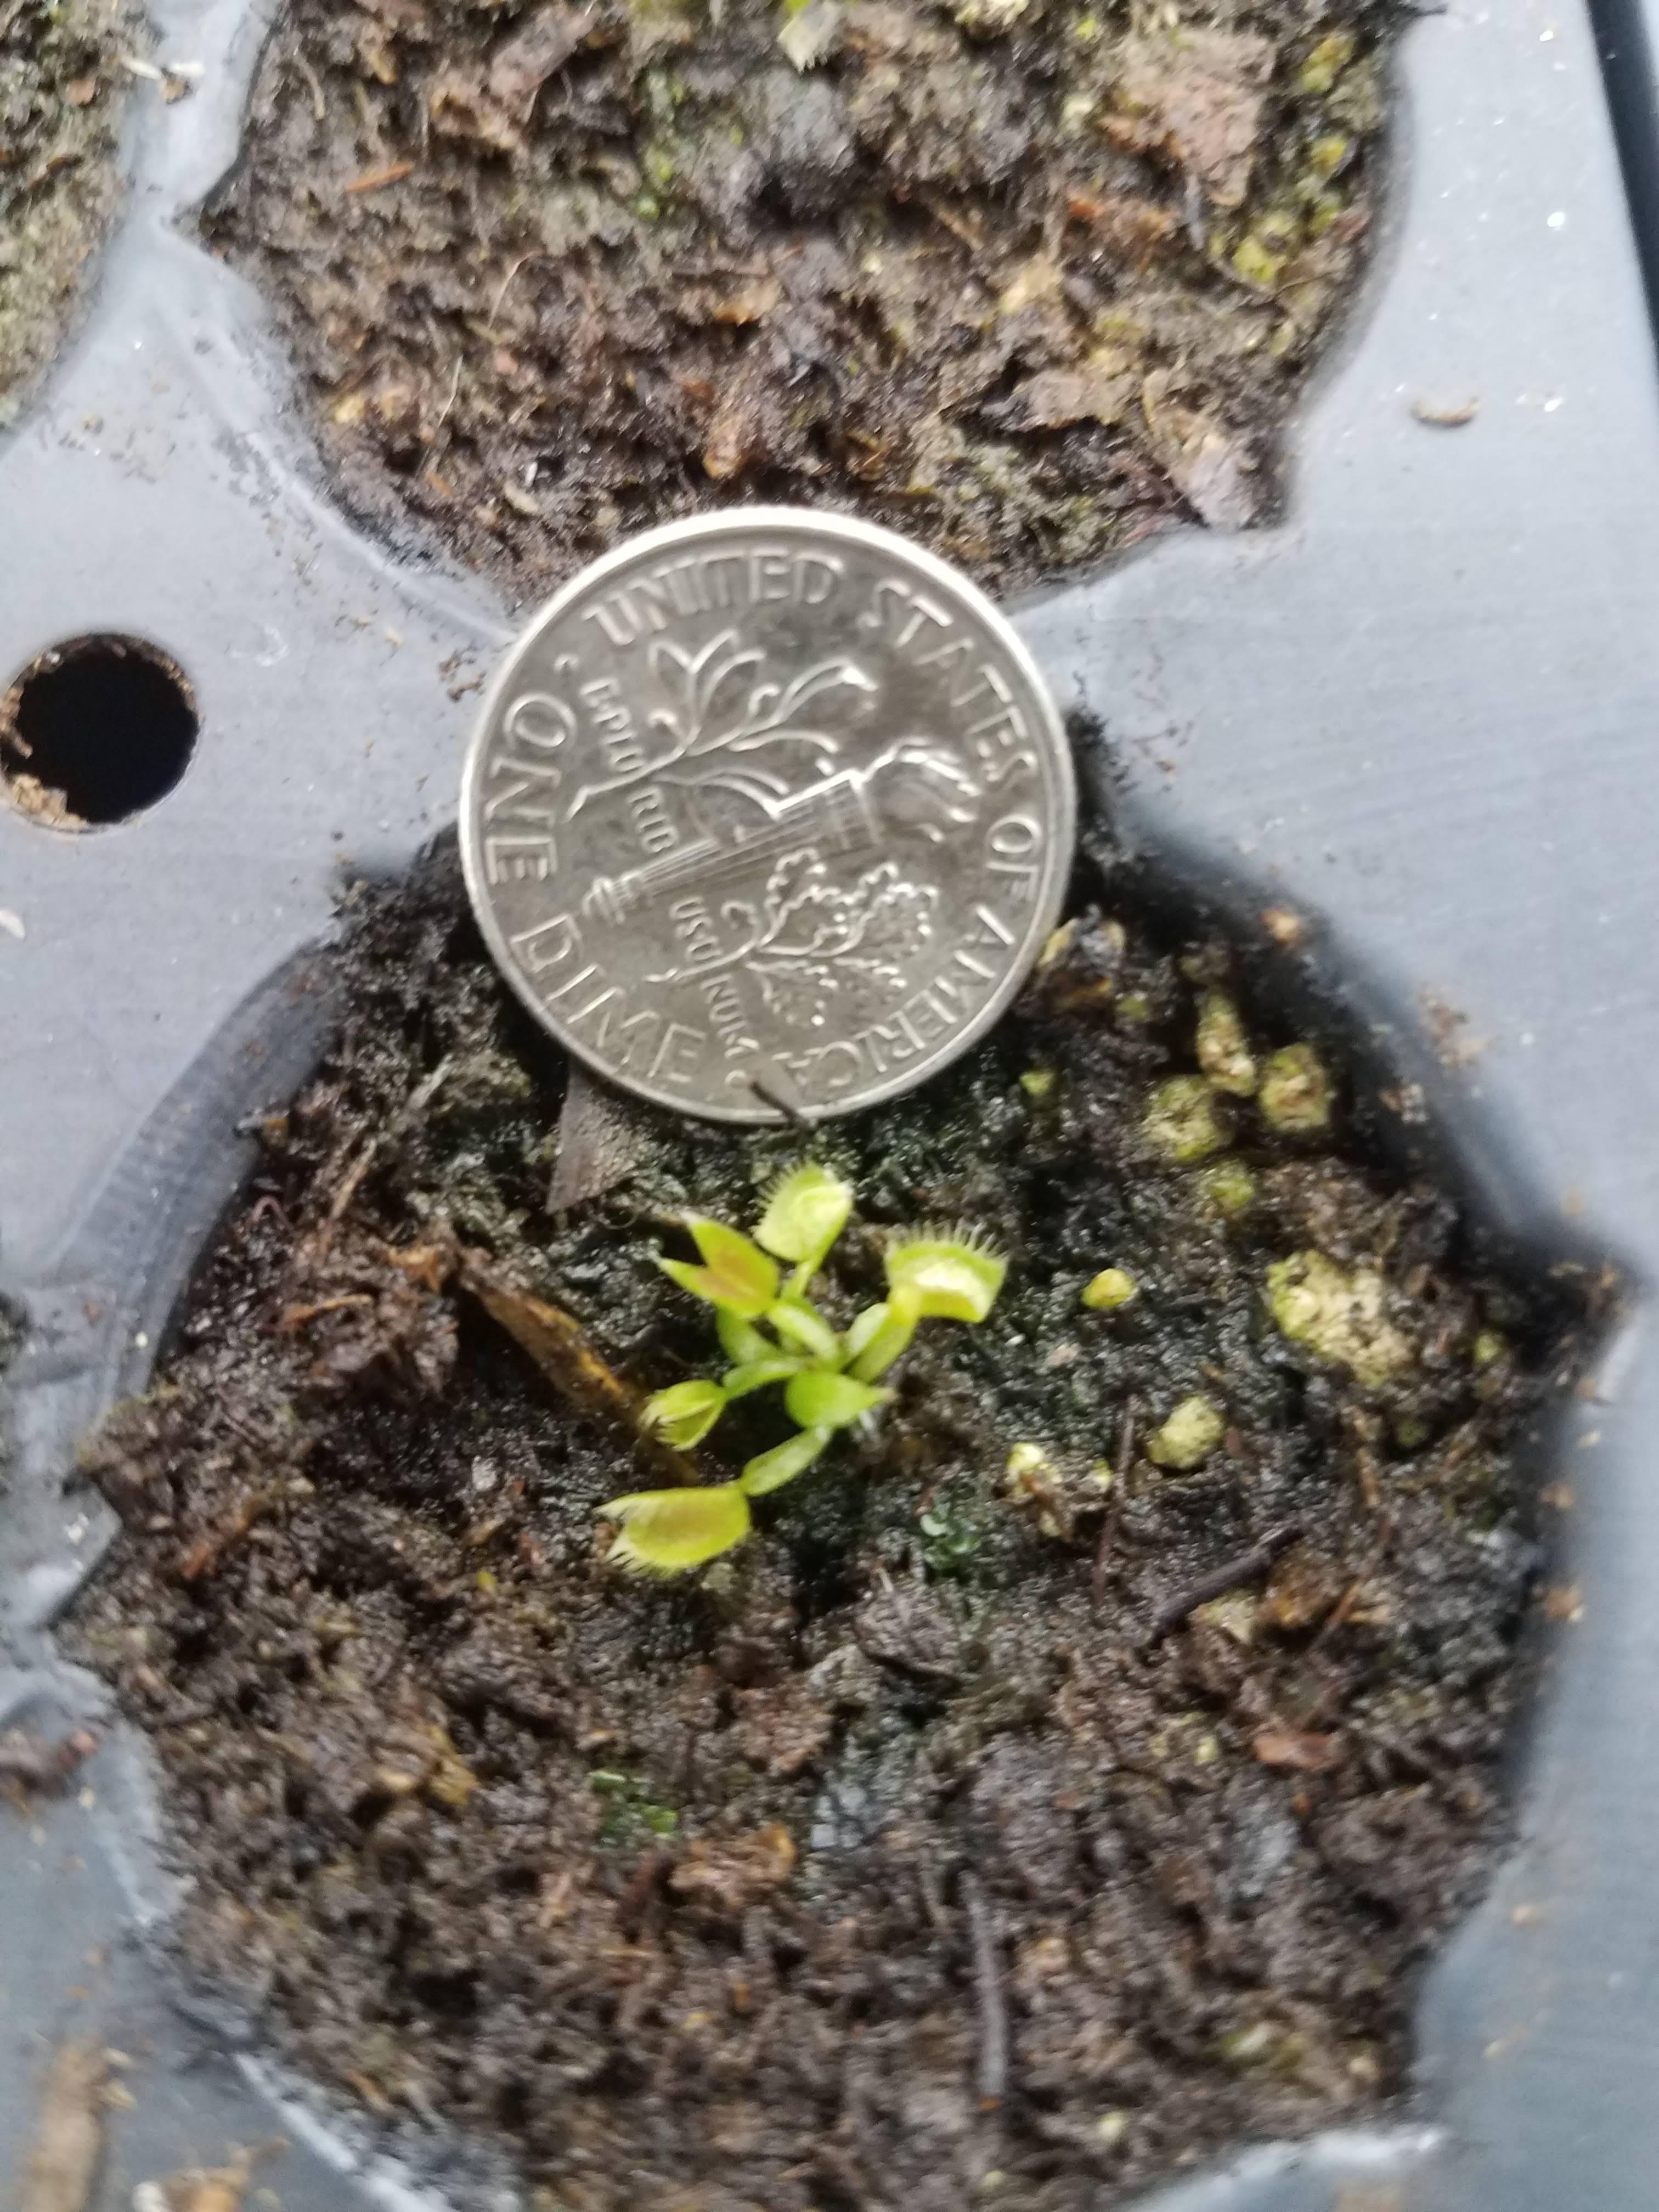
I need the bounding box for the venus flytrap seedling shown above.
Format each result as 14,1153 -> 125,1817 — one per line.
600,1165 -> 1006,1576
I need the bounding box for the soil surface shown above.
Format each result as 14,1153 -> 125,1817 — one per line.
210,0 -> 1395,597
0,0 -> 137,422
71,838 -> 1581,2211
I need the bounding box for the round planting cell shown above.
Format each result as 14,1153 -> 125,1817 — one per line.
53,825 -> 1594,2210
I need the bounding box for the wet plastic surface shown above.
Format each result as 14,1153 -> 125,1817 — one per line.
3,1 -> 1657,2205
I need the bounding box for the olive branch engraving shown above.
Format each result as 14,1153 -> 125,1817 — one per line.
565,630 -> 877,819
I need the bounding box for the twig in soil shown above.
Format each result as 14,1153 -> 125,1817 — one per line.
1182,170 -> 1207,253
174,1490 -> 276,1584
1092,1395 -> 1136,1612
305,1060 -> 450,1266
345,160 -> 416,194
287,46 -> 326,122
1142,1520 -> 1302,1646
433,354 -> 465,433
323,1136 -> 380,1231
961,1875 -> 1008,2112
922,193 -> 985,253
1308,1516 -> 1396,1656
616,1847 -> 674,1940
278,1292 -> 374,1332
488,253 -> 550,327
917,1859 -> 952,1944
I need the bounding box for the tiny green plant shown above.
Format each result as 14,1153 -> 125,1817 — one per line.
600,1165 -> 1006,1575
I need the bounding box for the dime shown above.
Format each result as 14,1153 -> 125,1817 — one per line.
460,510 -> 1075,1122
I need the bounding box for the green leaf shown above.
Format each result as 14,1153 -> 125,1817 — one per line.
740,1426 -> 831,1497
599,1482 -> 752,1574
767,1296 -> 842,1363
841,1301 -> 890,1365
717,1308 -> 775,1365
784,1371 -> 891,1431
754,1163 -> 854,1284
843,1288 -> 919,1381
640,1379 -> 727,1448
884,1233 -> 1006,1323
658,1216 -> 780,1319
722,1357 -> 804,1399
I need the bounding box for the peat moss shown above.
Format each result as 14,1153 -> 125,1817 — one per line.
0,0 -> 137,421
69,840 -> 1581,2210
208,0 -> 1398,597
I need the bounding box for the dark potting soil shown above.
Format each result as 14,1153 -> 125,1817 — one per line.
0,0 -> 138,420
69,839 -> 1585,2211
207,0 -> 1394,599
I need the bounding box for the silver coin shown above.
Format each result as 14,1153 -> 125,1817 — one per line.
459,510 -> 1075,1123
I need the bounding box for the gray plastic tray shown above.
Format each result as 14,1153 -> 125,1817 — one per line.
4,1 -> 1657,2205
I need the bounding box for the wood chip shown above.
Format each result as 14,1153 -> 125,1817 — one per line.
1411,394 -> 1479,428
1252,1726 -> 1342,1771
707,275 -> 783,325
1262,1541 -> 1344,1630
133,2147 -> 262,2212
0,1727 -> 98,1796
23,2044 -> 105,2212
547,1065 -> 658,1210
1261,905 -> 1307,948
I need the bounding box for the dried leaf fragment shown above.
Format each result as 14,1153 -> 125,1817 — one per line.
1009,365 -> 1134,430
1166,421 -> 1259,528
997,256 -> 1062,317
668,1824 -> 797,1920
778,0 -> 843,72
1113,30 -> 1276,210
460,1252 -> 695,1479
1263,1543 -> 1344,1631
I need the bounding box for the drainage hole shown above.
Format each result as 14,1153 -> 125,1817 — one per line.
1,635 -> 198,828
